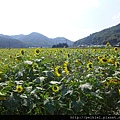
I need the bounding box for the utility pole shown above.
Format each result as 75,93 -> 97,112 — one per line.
56,39 -> 57,45
66,38 -> 68,47
66,39 -> 67,45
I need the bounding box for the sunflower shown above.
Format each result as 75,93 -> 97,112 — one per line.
0,71 -> 3,74
103,54 -> 107,58
87,62 -> 93,70
64,61 -> 69,67
55,66 -> 62,77
64,61 -> 70,74
8,55 -> 12,59
114,62 -> 119,68
98,56 -> 102,61
0,96 -> 6,100
16,55 -> 22,61
52,85 -> 60,92
108,58 -> 115,64
104,81 -> 109,87
92,49 -> 96,52
110,78 -> 118,84
34,48 -> 40,54
64,66 -> 70,74
75,59 -> 83,65
100,58 -> 108,63
71,80 -> 74,83
20,49 -> 25,55
16,85 -> 23,93
66,53 -> 70,59
100,69 -> 106,74
114,47 -> 118,51
106,42 -> 110,46
0,92 -> 7,100
32,62 -> 38,69
119,89 -> 120,95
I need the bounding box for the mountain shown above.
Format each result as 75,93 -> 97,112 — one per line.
73,23 -> 120,47
52,37 -> 73,46
11,34 -> 25,40
0,34 -> 13,39
0,34 -> 29,48
0,32 -> 73,48
11,32 -> 52,47
11,32 -> 73,47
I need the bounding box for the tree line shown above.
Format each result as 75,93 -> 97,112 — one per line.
52,43 -> 68,48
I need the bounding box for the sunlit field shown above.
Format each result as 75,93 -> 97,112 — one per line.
0,45 -> 120,115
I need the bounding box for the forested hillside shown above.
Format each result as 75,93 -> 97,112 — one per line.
73,23 -> 120,47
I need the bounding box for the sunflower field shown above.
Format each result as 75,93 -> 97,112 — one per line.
0,45 -> 120,115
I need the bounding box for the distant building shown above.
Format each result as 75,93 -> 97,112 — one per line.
114,42 -> 120,47
78,44 -> 106,48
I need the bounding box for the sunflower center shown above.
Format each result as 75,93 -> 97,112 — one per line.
58,68 -> 62,74
102,59 -> 107,62
54,86 -> 57,90
18,88 -> 22,91
36,49 -> 40,53
89,64 -> 92,68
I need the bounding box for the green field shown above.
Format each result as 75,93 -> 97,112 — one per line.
0,46 -> 120,115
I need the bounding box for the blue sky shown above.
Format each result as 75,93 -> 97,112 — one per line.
0,0 -> 120,41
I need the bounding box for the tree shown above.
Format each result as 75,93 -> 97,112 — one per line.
52,43 -> 68,48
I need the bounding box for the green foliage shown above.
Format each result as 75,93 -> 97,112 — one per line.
52,43 -> 68,48
74,23 -> 120,46
0,47 -> 120,115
